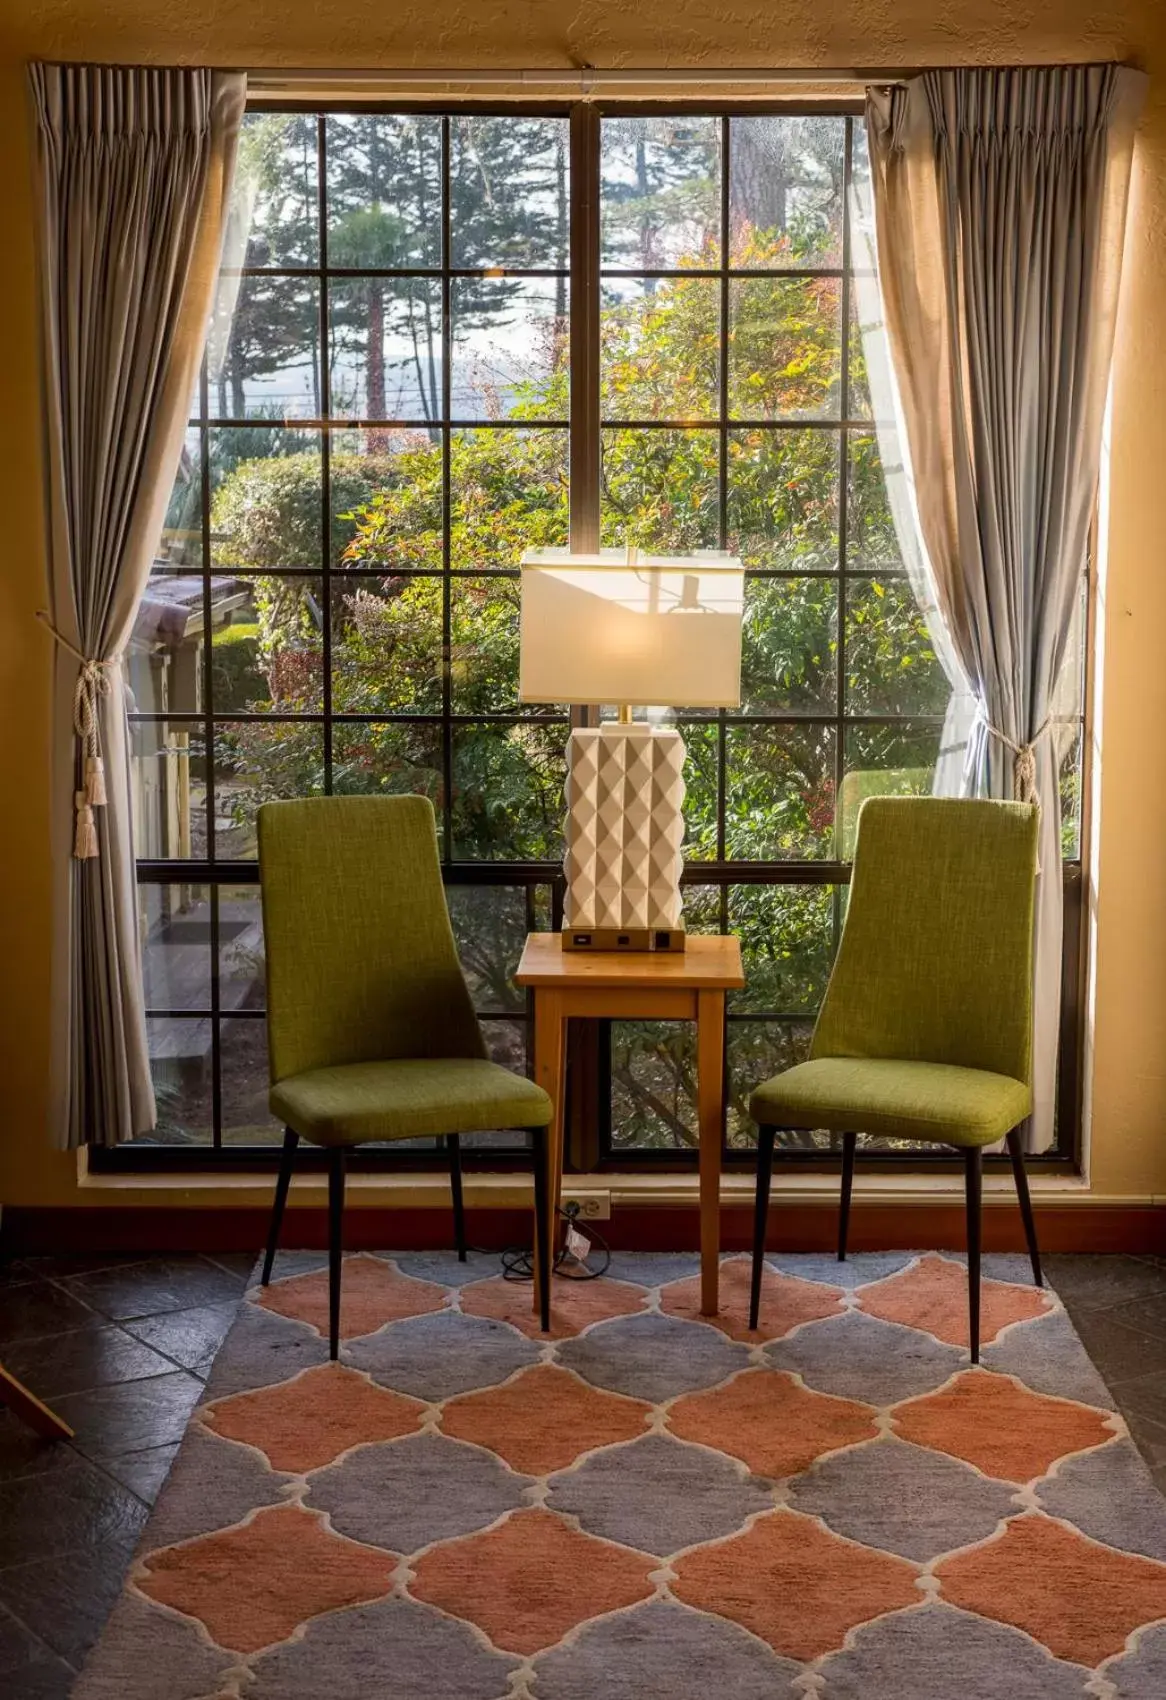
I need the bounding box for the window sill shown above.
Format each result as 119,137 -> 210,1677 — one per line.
76,1150 -> 1141,1207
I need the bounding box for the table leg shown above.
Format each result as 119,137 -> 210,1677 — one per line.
532,989 -> 566,1322
0,1364 -> 73,1440
697,990 -> 725,1316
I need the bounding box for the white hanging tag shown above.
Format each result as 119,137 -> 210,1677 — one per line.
565,1224 -> 591,1266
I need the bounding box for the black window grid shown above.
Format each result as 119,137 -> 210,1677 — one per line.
112,102 -> 1086,1173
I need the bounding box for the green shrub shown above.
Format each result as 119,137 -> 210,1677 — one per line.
211,621 -> 264,709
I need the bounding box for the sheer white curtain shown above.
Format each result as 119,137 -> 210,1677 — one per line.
848,167 -> 976,801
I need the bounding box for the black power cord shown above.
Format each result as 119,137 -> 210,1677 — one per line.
500,1201 -> 612,1283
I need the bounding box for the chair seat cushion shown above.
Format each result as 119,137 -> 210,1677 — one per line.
271,1057 -> 553,1147
748,1057 -> 1031,1148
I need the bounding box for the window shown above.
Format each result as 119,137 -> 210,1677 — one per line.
120,102 -> 1085,1166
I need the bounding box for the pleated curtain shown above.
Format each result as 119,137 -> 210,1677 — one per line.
30,63 -> 245,1147
864,65 -> 1146,1150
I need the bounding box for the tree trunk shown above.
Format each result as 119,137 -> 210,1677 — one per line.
366,280 -> 388,451
555,131 -> 567,324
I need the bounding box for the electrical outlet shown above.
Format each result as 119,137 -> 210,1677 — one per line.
561,1190 -> 611,1221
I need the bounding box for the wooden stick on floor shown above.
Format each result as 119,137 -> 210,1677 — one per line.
0,1364 -> 73,1440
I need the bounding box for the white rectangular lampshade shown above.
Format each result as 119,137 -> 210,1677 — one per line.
519,548 -> 744,709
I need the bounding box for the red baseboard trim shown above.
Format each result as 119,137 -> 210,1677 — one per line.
3,1202 -> 1164,1258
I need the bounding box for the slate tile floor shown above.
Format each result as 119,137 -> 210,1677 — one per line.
0,1251 -> 251,1698
2,1249 -> 1166,1696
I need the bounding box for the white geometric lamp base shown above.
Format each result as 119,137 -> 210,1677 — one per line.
563,724 -> 686,940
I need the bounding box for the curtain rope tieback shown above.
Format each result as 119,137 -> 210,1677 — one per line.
36,610 -> 122,860
978,711 -> 1052,874
978,712 -> 1052,808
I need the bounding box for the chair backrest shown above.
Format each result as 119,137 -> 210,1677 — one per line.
258,795 -> 485,1084
811,797 -> 1039,1082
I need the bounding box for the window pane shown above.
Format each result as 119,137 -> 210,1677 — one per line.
451,278 -> 568,421
725,723 -> 837,859
130,570 -> 218,717
840,723 -> 942,857
131,722 -> 207,859
727,278 -> 842,420
209,429 -> 323,572
148,1018 -> 213,1145
326,113 -> 442,269
601,278 -> 718,421
332,722 -> 443,819
729,116 -> 845,269
158,429 -> 204,568
214,722 -> 326,858
844,578 -> 948,717
210,578 -> 324,714
447,886 -> 527,1013
678,722 -> 719,860
1060,726 -> 1083,860
236,113 -> 319,269
333,577 -> 443,715
727,428 -> 840,571
451,116 -> 570,270
333,429 -> 444,572
451,577 -> 523,714
728,885 -> 836,1014
328,278 -> 442,420
208,275 -> 320,420
220,887 -> 266,1013
848,284 -> 876,420
739,576 -> 837,715
450,429 -> 569,571
601,116 -> 721,269
683,884 -> 723,935
481,1020 -> 530,1079
601,429 -> 719,551
451,724 -> 566,861
220,1017 -> 281,1144
610,1022 -> 696,1151
727,1021 -> 814,1149
846,432 -> 903,574
140,883 -> 212,1011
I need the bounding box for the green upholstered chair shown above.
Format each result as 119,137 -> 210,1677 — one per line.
748,796 -> 1042,1361
257,795 -> 553,1355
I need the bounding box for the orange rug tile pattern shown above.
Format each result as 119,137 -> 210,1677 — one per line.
72,1251 -> 1166,1700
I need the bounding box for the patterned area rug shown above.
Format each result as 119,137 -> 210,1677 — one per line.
73,1250 -> 1166,1700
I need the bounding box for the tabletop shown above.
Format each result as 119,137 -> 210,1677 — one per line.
515,931 -> 744,990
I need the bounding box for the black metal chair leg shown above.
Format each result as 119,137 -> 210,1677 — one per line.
448,1133 -> 467,1261
750,1125 -> 777,1331
965,1147 -> 982,1365
1006,1127 -> 1043,1288
838,1131 -> 857,1262
328,1147 -> 346,1362
531,1126 -> 551,1335
262,1128 -> 299,1286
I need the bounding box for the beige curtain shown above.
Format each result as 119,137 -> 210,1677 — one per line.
865,66 -> 1145,1151
30,64 -> 245,1147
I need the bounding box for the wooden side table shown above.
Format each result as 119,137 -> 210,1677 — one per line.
515,933 -> 744,1317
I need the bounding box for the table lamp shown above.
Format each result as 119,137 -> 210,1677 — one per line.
519,546 -> 745,951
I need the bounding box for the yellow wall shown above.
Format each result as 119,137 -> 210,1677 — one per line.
1,1 -> 1165,1212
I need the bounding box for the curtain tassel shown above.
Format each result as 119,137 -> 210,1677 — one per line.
36,611 -> 120,861
73,791 -> 98,859
84,755 -> 107,807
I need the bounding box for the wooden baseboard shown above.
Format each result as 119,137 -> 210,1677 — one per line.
3,1201 -> 1165,1257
